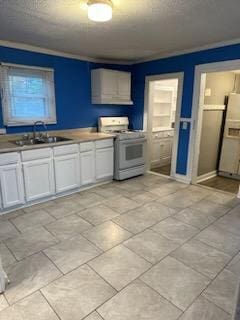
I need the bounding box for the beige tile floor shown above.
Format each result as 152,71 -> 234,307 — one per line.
0,173 -> 240,319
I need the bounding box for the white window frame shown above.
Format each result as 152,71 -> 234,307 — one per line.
0,63 -> 57,126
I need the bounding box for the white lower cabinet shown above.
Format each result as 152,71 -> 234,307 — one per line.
23,158 -> 55,202
54,153 -> 80,193
0,163 -> 24,208
152,138 -> 161,167
151,134 -> 173,167
159,138 -> 172,165
80,150 -> 95,186
96,147 -> 114,180
0,138 -> 114,213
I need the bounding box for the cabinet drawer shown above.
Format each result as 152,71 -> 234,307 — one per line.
22,148 -> 52,161
96,139 -> 113,149
79,142 -> 95,152
153,132 -> 163,139
0,152 -> 19,165
54,144 -> 78,157
163,131 -> 174,138
153,131 -> 174,139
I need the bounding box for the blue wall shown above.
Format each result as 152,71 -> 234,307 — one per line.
0,45 -> 132,134
132,43 -> 240,175
2,43 -> 240,176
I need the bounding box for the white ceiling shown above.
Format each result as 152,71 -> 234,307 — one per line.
0,0 -> 240,63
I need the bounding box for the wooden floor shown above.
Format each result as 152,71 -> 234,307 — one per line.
151,164 -> 171,176
199,175 -> 239,194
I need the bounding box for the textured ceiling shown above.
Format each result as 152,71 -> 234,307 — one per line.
0,0 -> 240,63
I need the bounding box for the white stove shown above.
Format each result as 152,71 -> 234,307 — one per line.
98,117 -> 146,180
99,117 -> 145,139
109,131 -> 145,141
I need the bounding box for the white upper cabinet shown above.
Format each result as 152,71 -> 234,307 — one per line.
91,68 -> 133,105
118,71 -> 131,100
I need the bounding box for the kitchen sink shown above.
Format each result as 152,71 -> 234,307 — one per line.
13,136 -> 73,146
45,136 -> 72,143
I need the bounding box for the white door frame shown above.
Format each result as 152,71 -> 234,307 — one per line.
143,72 -> 184,180
189,59 -> 240,184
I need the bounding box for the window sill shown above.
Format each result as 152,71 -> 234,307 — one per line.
4,121 -> 57,127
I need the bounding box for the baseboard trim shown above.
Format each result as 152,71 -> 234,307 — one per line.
148,170 -> 191,184
174,173 -> 191,184
219,171 -> 240,181
197,170 -> 217,183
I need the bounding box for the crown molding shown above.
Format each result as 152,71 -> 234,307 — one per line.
1,38 -> 240,67
134,38 -> 240,64
0,40 -> 133,65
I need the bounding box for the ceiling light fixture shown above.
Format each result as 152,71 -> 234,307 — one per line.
87,0 -> 113,22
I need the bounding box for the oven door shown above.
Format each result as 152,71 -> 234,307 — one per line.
118,137 -> 146,170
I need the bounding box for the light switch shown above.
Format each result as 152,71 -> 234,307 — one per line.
205,88 -> 211,97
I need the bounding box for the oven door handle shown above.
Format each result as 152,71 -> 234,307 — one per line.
120,137 -> 147,145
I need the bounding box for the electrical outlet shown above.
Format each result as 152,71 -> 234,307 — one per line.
182,122 -> 188,130
205,88 -> 211,97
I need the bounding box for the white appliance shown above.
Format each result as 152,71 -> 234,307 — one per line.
98,117 -> 146,180
219,93 -> 240,179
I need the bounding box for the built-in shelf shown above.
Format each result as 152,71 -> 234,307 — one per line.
153,113 -> 171,117
151,85 -> 177,131
153,127 -> 174,132
153,100 -> 172,104
150,80 -> 178,169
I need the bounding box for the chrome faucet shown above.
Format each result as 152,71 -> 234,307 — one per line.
33,121 -> 48,140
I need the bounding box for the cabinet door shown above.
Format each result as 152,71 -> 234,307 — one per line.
23,159 -> 55,202
80,151 -> 95,186
160,139 -> 173,159
118,72 -> 131,100
159,138 -> 173,166
151,139 -> 161,166
151,137 -> 173,167
96,147 -> 114,180
55,154 -> 80,193
101,70 -> 118,97
0,164 -> 25,208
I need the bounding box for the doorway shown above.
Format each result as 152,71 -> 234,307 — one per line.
190,60 -> 240,194
144,73 -> 184,179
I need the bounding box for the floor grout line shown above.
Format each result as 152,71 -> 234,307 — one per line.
41,250 -> 64,276
1,175 -> 240,318
39,290 -> 62,320
175,264 -> 235,319
137,278 -> 184,314
95,310 -> 105,320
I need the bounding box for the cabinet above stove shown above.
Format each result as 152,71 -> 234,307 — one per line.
91,68 -> 133,105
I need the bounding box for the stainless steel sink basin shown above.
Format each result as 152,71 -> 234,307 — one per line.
45,136 -> 72,143
13,136 -> 72,146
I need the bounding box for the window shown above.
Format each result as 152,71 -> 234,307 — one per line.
0,63 -> 56,126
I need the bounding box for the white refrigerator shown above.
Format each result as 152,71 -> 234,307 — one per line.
219,93 -> 240,179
